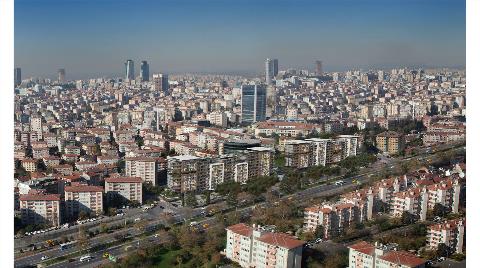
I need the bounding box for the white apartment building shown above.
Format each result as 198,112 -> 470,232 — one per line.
20,193 -> 62,226
125,157 -> 158,186
391,188 -> 428,221
348,241 -> 426,268
207,111 -> 228,128
304,200 -> 369,239
105,176 -> 143,205
225,223 -> 304,268
64,185 -> 104,219
30,117 -> 43,140
427,219 -> 465,254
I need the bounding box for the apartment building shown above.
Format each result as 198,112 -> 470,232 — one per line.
168,147 -> 273,193
304,201 -> 367,239
105,176 -> 143,205
348,241 -> 426,268
376,131 -> 405,155
167,155 -> 208,193
391,187 -> 428,221
125,157 -> 161,186
254,121 -> 319,137
285,136 -> 359,168
19,192 -> 62,227
22,158 -> 37,172
225,223 -> 304,268
426,178 -> 461,213
64,185 -> 104,219
207,111 -> 228,128
246,147 -> 274,178
285,140 -> 312,168
427,219 -> 465,254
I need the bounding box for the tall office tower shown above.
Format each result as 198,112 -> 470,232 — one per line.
152,73 -> 169,94
241,84 -> 266,124
125,59 -> 135,80
378,70 -> 384,82
58,68 -> 65,83
272,59 -> 279,76
265,58 -> 273,85
14,68 -> 21,86
140,61 -> 149,81
315,60 -> 323,76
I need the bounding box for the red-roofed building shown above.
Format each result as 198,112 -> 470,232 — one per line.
19,193 -> 62,226
225,223 -> 303,268
65,185 -> 104,219
427,219 -> 465,254
348,241 -> 426,268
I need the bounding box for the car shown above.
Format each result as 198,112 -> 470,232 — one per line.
134,218 -> 141,222
41,255 -> 49,261
437,257 -> 445,262
154,234 -> 159,238
103,252 -> 110,258
79,255 -> 93,262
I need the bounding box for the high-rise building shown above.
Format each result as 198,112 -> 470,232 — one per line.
125,59 -> 135,80
152,73 -> 169,94
272,59 -> 279,76
140,61 -> 149,81
241,84 -> 266,124
58,68 -> 65,83
315,60 -> 323,76
14,67 -> 21,86
265,58 -> 273,85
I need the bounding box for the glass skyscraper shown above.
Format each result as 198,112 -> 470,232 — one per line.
14,68 -> 21,86
140,61 -> 149,81
241,84 -> 266,124
125,59 -> 134,80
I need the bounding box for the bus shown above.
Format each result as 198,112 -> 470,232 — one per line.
59,241 -> 77,250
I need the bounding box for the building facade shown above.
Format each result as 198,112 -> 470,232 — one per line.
225,223 -> 304,268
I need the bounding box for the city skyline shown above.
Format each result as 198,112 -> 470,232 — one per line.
15,0 -> 465,79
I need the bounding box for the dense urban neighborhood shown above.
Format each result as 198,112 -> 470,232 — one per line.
13,61 -> 466,268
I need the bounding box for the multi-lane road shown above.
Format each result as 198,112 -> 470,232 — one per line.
15,142 -> 465,267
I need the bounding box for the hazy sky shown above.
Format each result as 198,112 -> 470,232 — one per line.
15,0 -> 465,79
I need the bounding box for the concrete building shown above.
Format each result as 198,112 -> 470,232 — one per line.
20,192 -> 62,227
426,219 -> 465,254
125,157 -> 159,186
284,140 -> 313,168
376,131 -> 405,155
64,185 -> 104,219
105,176 -> 143,205
207,111 -> 228,128
153,73 -> 169,94
225,223 -> 304,268
348,241 -> 426,268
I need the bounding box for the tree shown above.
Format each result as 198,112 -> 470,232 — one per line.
78,210 -> 90,220
314,225 -> 325,239
401,211 -> 416,225
77,225 -> 89,250
433,203 -> 448,218
436,243 -> 452,258
185,192 -> 198,207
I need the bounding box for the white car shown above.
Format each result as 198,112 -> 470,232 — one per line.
41,255 -> 49,261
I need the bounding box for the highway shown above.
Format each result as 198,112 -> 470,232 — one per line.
14,142 -> 464,267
